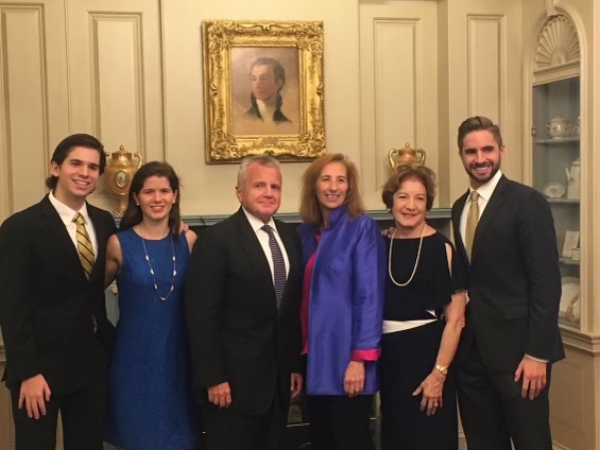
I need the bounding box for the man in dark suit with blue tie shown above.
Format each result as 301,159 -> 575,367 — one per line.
0,134 -> 116,449
185,154 -> 303,450
451,116 -> 564,450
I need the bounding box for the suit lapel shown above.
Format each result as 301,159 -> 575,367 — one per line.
275,220 -> 297,311
452,191 -> 469,264
471,175 -> 509,260
233,209 -> 277,304
40,196 -> 87,282
87,204 -> 110,282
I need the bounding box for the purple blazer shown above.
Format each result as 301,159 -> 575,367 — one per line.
297,206 -> 385,395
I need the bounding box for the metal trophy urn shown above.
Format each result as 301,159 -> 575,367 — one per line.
104,145 -> 142,217
389,142 -> 427,169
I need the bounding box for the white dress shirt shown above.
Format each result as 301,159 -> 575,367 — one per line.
49,190 -> 98,256
242,207 -> 290,281
459,169 -> 503,245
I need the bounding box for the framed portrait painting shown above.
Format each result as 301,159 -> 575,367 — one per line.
202,20 -> 325,163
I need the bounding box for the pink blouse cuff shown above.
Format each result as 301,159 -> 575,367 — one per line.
351,349 -> 381,362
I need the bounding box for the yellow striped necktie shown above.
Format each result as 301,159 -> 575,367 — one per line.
465,190 -> 480,261
73,213 -> 95,279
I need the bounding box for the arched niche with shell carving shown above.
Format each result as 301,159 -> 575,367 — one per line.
534,15 -> 580,80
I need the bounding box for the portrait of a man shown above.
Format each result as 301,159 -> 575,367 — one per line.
231,47 -> 300,136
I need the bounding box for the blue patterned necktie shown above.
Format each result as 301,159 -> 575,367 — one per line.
262,225 -> 286,309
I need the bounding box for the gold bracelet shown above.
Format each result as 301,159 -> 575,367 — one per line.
434,364 -> 448,376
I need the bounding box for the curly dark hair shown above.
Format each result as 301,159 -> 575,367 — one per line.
381,164 -> 437,211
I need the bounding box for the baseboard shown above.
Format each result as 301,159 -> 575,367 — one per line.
457,437 -> 568,450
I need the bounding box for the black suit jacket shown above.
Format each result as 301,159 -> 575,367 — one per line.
0,195 -> 117,394
452,175 -> 564,372
185,208 -> 302,416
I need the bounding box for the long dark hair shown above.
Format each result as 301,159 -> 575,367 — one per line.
119,161 -> 182,237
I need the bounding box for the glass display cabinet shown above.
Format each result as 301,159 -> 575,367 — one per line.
532,76 -> 581,329
528,14 -> 582,330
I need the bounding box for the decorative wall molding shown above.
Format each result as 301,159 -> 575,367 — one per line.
466,14 -> 504,121
535,15 -> 580,72
0,5 -> 50,216
561,327 -> 600,355
90,13 -> 146,156
182,208 -> 451,227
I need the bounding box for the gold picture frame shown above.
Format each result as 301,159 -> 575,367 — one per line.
202,20 -> 326,163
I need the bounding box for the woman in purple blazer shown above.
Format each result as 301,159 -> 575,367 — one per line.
297,153 -> 386,450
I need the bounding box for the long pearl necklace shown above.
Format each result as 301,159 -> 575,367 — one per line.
388,222 -> 427,287
140,234 -> 177,301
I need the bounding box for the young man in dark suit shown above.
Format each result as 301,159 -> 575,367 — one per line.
451,116 -> 564,450
0,134 -> 117,449
185,155 -> 303,450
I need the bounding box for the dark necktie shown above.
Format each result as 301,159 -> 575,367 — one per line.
73,213 -> 95,279
262,225 -> 286,309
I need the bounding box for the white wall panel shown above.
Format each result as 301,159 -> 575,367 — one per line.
91,14 -> 145,160
66,0 -> 163,208
359,1 -> 437,209
467,15 -> 504,124
0,6 -> 48,215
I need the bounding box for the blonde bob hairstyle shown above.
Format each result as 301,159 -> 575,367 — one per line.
299,153 -> 365,225
381,164 -> 437,211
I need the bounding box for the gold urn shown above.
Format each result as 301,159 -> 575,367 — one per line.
104,145 -> 142,217
389,143 -> 426,168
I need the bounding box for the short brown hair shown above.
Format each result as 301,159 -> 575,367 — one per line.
381,164 -> 437,211
457,116 -> 503,152
299,153 -> 364,225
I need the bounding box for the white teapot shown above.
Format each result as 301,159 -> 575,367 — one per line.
546,116 -> 569,139
566,158 -> 581,200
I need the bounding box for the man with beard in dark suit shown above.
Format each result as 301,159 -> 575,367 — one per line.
451,116 -> 564,450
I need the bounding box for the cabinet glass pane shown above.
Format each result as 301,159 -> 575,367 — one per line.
532,77 -> 581,328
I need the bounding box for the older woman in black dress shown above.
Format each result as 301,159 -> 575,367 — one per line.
379,164 -> 467,449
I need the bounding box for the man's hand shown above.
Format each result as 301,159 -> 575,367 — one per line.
207,382 -> 232,408
178,221 -> 190,234
514,357 -> 547,400
344,361 -> 365,398
18,374 -> 51,419
290,373 -> 303,399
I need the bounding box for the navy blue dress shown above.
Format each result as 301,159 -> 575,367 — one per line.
105,229 -> 198,450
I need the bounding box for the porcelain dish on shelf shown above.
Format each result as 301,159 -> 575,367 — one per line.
560,277 -> 581,324
543,182 -> 566,199
565,293 -> 581,323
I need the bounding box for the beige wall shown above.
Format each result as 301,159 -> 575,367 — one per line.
0,0 -> 527,221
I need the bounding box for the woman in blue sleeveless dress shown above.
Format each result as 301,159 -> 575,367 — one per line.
104,162 -> 199,450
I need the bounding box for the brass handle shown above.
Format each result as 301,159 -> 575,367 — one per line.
388,149 -> 398,169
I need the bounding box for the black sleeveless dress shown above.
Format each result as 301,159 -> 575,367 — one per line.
380,232 -> 467,450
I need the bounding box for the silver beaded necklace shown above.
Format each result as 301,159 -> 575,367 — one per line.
140,234 -> 177,301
